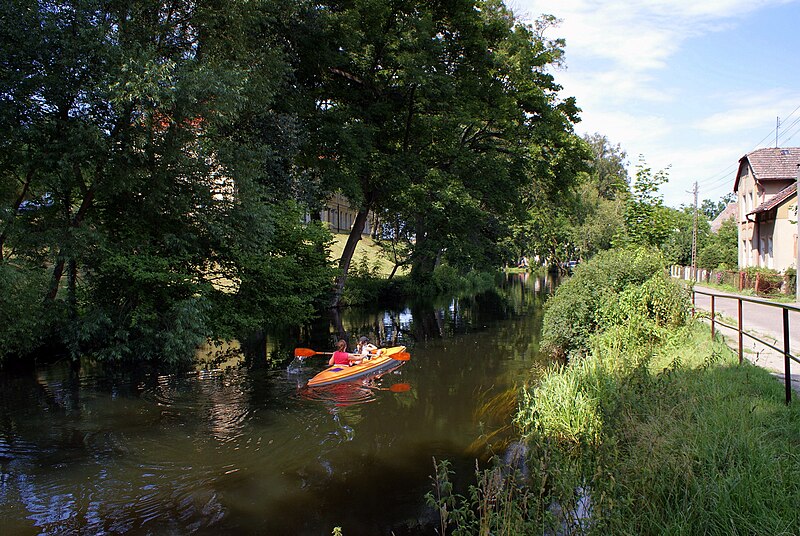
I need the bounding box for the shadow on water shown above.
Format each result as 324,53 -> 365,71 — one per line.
0,272 -> 558,535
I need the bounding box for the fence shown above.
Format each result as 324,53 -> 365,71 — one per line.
690,287 -> 800,404
672,265 -> 796,296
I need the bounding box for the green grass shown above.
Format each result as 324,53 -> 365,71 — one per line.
329,232 -> 407,278
515,322 -> 800,534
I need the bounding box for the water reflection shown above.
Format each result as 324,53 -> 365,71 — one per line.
0,271 -> 558,535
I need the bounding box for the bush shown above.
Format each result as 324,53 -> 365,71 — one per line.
0,264 -> 55,361
540,247 -> 673,358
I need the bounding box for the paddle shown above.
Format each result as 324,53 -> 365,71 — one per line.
294,348 -> 411,360
369,382 -> 412,392
294,348 -> 333,358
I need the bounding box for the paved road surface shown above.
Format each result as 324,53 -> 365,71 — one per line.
691,284 -> 800,393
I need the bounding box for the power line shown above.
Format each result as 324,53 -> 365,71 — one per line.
695,103 -> 800,190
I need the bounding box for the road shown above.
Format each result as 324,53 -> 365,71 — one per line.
691,285 -> 800,393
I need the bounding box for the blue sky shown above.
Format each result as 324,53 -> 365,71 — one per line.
514,0 -> 800,207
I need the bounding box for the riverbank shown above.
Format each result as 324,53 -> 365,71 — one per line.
523,321 -> 800,533
427,249 -> 800,534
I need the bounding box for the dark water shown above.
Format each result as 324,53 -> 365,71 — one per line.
0,273 -> 556,535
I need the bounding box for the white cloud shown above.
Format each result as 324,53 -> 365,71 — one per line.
694,90 -> 800,138
517,0 -> 794,74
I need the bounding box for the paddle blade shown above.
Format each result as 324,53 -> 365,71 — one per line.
392,352 -> 411,361
389,383 -> 411,393
294,347 -> 317,358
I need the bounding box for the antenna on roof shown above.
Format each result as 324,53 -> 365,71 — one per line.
776,116 -> 780,148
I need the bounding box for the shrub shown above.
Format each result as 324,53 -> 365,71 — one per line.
540,247 -> 670,358
0,264 -> 55,361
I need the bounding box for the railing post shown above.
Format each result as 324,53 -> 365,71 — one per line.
784,309 -> 792,404
711,295 -> 716,339
737,299 -> 743,365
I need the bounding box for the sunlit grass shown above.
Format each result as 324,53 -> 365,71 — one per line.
329,232 -> 406,277
516,321 -> 800,533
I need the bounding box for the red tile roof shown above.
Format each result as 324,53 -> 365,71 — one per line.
734,147 -> 800,192
710,202 -> 737,232
748,182 -> 797,216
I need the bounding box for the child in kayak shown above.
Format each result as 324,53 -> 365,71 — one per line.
355,336 -> 378,360
329,339 -> 360,366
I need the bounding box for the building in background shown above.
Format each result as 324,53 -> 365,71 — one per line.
710,202 -> 737,233
311,193 -> 372,236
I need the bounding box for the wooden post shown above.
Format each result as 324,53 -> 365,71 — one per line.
784,308 -> 792,404
738,299 -> 743,365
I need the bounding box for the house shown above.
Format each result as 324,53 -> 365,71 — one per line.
313,192 -> 373,236
710,201 -> 737,233
733,147 -> 799,271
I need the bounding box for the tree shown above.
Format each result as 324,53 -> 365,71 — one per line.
622,157 -> 672,248
583,133 -> 629,200
698,217 -> 737,270
661,206 -> 710,266
298,2 -> 585,300
700,192 -> 735,220
0,0 -> 332,363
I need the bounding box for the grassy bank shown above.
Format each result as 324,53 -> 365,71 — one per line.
329,233 -> 403,278
427,248 -> 800,534
518,321 -> 800,534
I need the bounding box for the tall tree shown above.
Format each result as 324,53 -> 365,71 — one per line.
622,157 -> 672,248
583,133 -> 629,200
0,0 -> 332,362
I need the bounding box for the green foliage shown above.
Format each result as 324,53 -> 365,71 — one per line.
0,0 -> 591,363
0,265 -> 55,359
540,247 -> 673,358
598,273 -> 689,330
698,217 -> 737,270
660,206 -> 711,266
621,157 -> 672,248
583,133 -> 629,200
425,457 -> 555,535
518,322 -> 800,533
700,193 -> 734,220
0,0 -> 336,364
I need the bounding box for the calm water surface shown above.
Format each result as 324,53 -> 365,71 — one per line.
0,273 -> 556,535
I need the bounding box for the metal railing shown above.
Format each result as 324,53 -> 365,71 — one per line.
691,287 -> 800,404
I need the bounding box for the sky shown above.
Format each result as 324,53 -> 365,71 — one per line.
513,0 -> 800,208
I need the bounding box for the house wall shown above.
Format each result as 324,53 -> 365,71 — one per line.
318,193 -> 371,235
737,165 -> 758,268
774,197 -> 798,271
736,160 -> 795,271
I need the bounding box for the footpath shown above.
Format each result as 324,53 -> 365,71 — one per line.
690,284 -> 800,394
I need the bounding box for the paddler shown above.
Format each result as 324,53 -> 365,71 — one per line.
328,339 -> 361,367
355,336 -> 378,360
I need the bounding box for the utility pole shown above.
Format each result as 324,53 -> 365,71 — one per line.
692,181 -> 698,283
796,165 -> 799,302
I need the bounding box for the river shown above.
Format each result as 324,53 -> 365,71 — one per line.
0,272 -> 556,535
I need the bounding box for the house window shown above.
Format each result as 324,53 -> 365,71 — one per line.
767,237 -> 773,269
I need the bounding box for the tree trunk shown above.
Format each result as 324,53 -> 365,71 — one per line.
0,168 -> 35,262
409,223 -> 441,282
45,186 -> 95,301
330,205 -> 371,308
44,104 -> 132,302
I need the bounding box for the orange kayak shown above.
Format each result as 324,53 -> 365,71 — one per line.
306,346 -> 408,388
